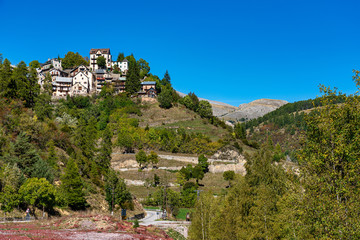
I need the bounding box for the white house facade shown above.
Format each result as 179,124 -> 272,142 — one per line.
90,48 -> 112,71
112,58 -> 129,74
53,77 -> 72,97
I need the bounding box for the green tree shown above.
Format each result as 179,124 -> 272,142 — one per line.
180,182 -> 198,207
188,191 -> 219,240
105,170 -> 132,211
148,151 -> 159,166
182,95 -> 194,110
19,178 -> 56,217
192,165 -> 204,184
43,72 -> 52,94
161,70 -> 171,86
135,150 -> 148,168
46,140 -> 58,169
9,132 -> 42,177
234,122 -> 246,140
117,53 -> 125,62
117,130 -> 134,153
188,92 -> 200,112
0,59 -> 13,96
97,56 -> 106,69
60,158 -> 87,210
153,174 -> 160,187
97,126 -> 113,174
74,117 -> 97,160
0,163 -> 23,214
29,60 -> 41,69
62,52 -> 88,69
223,170 -> 235,187
125,56 -> 141,95
0,185 -> 20,214
31,159 -> 55,183
137,58 -> 150,79
297,84 -> 360,239
158,86 -> 173,109
34,89 -> 53,121
23,67 -> 40,107
198,100 -> 213,118
197,154 -> 209,173
9,61 -> 28,100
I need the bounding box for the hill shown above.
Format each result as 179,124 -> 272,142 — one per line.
176,91 -> 288,121
245,95 -> 346,157
220,98 -> 288,121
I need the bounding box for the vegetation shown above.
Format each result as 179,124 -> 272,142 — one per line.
1,49 -> 358,239
0,52 -> 232,218
62,51 -> 88,69
96,56 -> 106,69
188,81 -> 360,239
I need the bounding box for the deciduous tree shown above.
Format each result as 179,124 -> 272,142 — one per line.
135,150 -> 147,168
19,178 -> 56,217
97,56 -> 106,69
198,100 -> 213,118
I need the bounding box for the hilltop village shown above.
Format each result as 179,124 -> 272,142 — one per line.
36,48 -> 157,98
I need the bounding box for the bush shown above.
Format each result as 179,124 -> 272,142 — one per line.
133,219 -> 139,228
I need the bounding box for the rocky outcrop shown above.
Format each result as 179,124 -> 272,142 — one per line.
219,98 -> 288,121
209,149 -> 247,174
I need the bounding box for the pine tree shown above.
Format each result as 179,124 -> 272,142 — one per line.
97,126 -> 113,174
10,132 -> 42,177
161,70 -> 171,86
24,67 -> 40,107
60,158 -> 87,210
105,170 -> 132,211
117,53 -> 125,62
31,159 -> 55,183
0,59 -> 12,96
125,57 -> 141,95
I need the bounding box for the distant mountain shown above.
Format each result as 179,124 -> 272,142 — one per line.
176,92 -> 288,122
176,91 -> 238,116
219,99 -> 288,121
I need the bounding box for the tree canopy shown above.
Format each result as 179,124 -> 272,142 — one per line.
62,52 -> 88,69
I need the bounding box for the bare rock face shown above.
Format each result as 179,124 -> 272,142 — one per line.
218,98 -> 288,121
176,91 -> 287,121
209,149 -> 247,175
211,149 -> 245,162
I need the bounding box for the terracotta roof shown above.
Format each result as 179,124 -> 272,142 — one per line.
90,48 -> 110,54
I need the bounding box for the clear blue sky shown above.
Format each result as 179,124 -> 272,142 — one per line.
1,0 -> 360,106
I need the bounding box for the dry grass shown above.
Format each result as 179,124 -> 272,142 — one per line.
136,102 -> 198,128
155,118 -> 229,141
198,172 -> 228,194
118,169 -> 177,182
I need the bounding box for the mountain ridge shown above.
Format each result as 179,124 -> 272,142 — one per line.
177,91 -> 288,122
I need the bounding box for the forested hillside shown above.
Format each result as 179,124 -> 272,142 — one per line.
189,84 -> 360,239
244,94 -> 347,156
0,53 -> 241,219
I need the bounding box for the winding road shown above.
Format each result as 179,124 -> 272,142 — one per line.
140,210 -> 190,238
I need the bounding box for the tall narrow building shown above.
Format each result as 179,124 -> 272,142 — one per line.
89,48 -> 112,71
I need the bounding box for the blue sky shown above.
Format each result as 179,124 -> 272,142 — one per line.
1,0 -> 360,106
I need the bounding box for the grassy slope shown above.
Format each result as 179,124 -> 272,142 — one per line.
136,103 -> 198,128
136,102 -> 229,141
